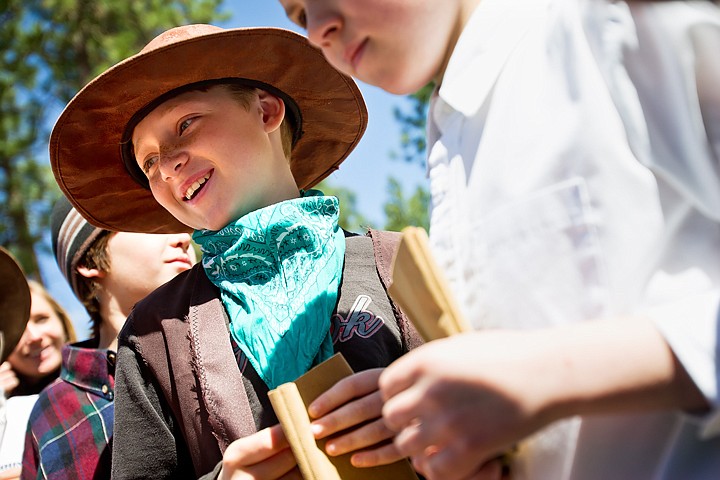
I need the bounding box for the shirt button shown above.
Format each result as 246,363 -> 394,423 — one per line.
107,352 -> 116,365
101,384 -> 109,395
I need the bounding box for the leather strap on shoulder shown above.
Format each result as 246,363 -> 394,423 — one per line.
367,229 -> 424,352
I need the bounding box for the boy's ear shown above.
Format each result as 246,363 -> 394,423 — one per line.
76,265 -> 106,280
257,90 -> 286,134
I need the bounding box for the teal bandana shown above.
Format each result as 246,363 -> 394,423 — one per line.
192,190 -> 345,390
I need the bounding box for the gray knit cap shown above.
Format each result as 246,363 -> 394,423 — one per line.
50,195 -> 105,300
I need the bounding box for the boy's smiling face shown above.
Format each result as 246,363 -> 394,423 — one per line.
132,85 -> 298,231
278,0 -> 464,94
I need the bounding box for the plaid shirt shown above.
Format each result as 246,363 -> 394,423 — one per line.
21,339 -> 115,479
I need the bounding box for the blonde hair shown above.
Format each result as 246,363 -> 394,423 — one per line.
222,83 -> 295,159
27,280 -> 77,344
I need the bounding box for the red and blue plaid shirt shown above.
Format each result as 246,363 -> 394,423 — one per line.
21,339 -> 115,479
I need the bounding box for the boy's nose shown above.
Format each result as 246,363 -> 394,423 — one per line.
170,233 -> 192,251
306,10 -> 342,49
158,150 -> 188,181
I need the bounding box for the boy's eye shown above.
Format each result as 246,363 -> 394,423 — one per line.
142,156 -> 158,175
286,5 -> 307,29
179,117 -> 194,135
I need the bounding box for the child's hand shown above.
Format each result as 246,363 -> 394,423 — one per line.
379,318 -> 695,480
379,330 -> 554,480
308,368 -> 405,467
0,466 -> 21,480
0,362 -> 19,396
219,424 -> 301,480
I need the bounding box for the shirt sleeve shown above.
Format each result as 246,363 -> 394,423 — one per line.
20,418 -> 39,479
111,332 -> 195,479
643,289 -> 720,438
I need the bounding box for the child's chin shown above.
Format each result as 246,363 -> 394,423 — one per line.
38,359 -> 61,374
200,219 -> 232,232
182,215 -> 216,232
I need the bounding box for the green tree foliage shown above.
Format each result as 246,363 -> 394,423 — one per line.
384,84 -> 433,233
383,177 -> 429,232
315,180 -> 373,232
1,2 -> 53,276
0,0 -> 227,277
317,177 -> 429,234
393,83 -> 433,167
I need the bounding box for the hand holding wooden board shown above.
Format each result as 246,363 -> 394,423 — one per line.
388,226 -> 518,474
268,354 -> 418,480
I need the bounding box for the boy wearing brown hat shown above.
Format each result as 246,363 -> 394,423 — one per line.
51,24 -> 422,479
20,197 -> 195,478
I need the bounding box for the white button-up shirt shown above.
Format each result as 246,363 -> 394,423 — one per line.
426,0 -> 720,478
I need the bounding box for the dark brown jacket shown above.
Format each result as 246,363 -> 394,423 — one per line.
111,230 -> 422,479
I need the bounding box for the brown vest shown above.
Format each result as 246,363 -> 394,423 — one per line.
128,229 -> 422,476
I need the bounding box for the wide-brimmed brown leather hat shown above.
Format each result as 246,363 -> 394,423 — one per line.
0,247 -> 30,363
50,24 -> 368,233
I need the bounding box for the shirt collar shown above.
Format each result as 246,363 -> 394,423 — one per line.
60,339 -> 115,400
438,0 -> 550,117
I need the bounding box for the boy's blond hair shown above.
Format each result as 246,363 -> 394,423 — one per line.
202,82 -> 295,160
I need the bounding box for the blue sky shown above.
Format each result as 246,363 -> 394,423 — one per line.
43,0 -> 427,339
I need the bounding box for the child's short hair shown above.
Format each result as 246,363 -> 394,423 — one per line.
51,24 -> 367,234
73,231 -> 112,338
224,83 -> 294,159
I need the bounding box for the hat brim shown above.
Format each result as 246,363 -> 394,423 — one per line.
0,248 -> 30,363
51,27 -> 367,233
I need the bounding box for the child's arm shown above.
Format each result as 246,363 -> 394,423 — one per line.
379,318 -> 708,480
218,424 -> 300,480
